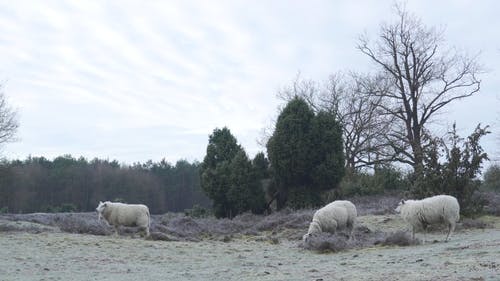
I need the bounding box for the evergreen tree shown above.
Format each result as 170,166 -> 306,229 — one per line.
267,97 -> 344,209
267,97 -> 315,209
252,152 -> 270,180
226,151 -> 266,217
310,111 -> 345,192
200,127 -> 243,217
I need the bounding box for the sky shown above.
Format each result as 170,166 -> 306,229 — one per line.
0,0 -> 499,166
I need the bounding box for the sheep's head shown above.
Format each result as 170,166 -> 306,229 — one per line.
395,200 -> 405,213
302,233 -> 312,243
96,201 -> 109,219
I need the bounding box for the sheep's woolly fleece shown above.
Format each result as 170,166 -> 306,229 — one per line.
96,201 -> 150,237
395,194 -> 460,241
303,200 -> 357,241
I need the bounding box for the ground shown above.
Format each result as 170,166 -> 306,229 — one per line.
1,213 -> 499,281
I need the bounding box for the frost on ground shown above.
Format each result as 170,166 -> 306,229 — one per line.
0,196 -> 499,281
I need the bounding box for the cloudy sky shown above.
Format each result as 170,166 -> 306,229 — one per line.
0,0 -> 499,165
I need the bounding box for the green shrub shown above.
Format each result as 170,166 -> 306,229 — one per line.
0,206 -> 8,214
339,165 -> 407,197
482,164 -> 500,191
411,124 -> 489,216
41,205 -> 61,213
184,204 -> 212,218
59,203 -> 77,213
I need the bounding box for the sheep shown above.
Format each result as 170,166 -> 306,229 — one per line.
96,201 -> 150,237
302,200 -> 357,242
395,194 -> 460,242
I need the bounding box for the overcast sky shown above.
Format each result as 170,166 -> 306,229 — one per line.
0,0 -> 499,165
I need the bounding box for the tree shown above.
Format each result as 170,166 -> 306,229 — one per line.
357,4 -> 482,177
267,97 -> 345,209
277,73 -> 394,173
252,152 -> 270,180
482,164 -> 500,191
266,97 -> 315,209
0,89 -> 19,152
310,111 -> 345,192
200,127 -> 249,217
226,151 -> 266,216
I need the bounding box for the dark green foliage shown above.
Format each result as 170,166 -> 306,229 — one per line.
482,164 -> 500,191
0,155 -> 210,214
200,127 -> 242,218
202,127 -> 242,171
310,111 -> 345,191
286,186 -> 322,209
227,151 -> 266,216
60,203 -> 78,213
184,204 -> 212,218
252,152 -> 270,180
267,97 -> 345,209
200,127 -> 266,218
411,124 -> 490,215
267,98 -> 315,188
339,165 -> 408,197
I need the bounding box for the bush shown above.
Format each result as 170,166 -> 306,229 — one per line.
41,205 -> 61,213
184,204 -> 211,218
40,203 -> 77,213
339,165 -> 408,197
411,124 -> 489,216
482,164 -> 500,191
60,203 -> 77,213
0,206 -> 8,214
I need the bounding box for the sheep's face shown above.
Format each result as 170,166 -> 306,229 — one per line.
395,200 -> 405,213
96,201 -> 108,215
302,233 -> 311,243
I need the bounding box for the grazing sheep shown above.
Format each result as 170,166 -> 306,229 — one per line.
303,200 -> 357,242
96,201 -> 150,237
395,194 -> 460,242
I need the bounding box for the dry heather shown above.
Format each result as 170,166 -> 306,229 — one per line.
1,193 -> 496,253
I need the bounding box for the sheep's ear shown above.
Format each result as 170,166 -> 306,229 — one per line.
401,200 -> 405,204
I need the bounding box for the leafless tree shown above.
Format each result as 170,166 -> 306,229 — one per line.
357,4 -> 482,176
0,88 -> 19,152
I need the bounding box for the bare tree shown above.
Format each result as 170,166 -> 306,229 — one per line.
0,88 -> 19,151
357,4 -> 481,176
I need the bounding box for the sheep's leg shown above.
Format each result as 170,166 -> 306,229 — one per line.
347,223 -> 355,241
141,226 -> 150,238
446,222 -> 455,241
422,225 -> 427,244
113,226 -> 119,237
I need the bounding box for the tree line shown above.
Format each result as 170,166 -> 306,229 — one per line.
0,156 -> 210,214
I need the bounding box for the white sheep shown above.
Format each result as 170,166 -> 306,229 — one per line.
395,194 -> 460,242
96,201 -> 151,237
303,200 -> 357,242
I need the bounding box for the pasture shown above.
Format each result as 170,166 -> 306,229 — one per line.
0,195 -> 499,281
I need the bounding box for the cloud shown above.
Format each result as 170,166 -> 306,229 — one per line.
0,0 -> 498,164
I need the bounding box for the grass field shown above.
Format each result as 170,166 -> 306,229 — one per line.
1,205 -> 499,281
